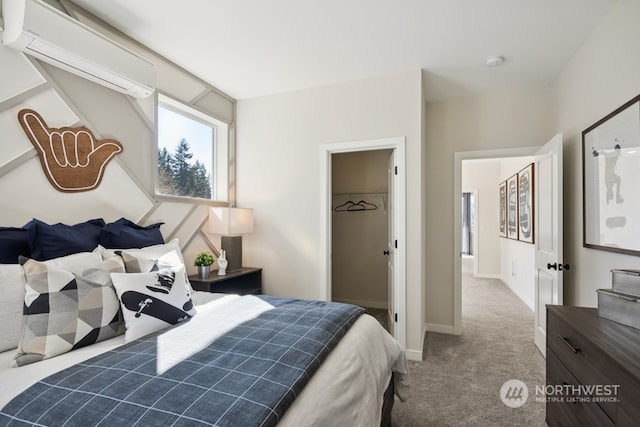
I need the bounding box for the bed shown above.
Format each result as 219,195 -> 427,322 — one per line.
0,219 -> 407,426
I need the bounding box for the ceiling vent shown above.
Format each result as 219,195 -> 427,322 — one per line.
2,0 -> 156,98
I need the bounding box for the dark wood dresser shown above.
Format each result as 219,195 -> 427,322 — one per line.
546,305 -> 640,426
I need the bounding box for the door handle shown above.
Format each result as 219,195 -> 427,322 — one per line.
383,250 -> 390,256
547,262 -> 570,271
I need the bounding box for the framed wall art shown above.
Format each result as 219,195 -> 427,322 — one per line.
583,94 -> 640,256
506,174 -> 518,240
499,181 -> 507,237
517,163 -> 534,244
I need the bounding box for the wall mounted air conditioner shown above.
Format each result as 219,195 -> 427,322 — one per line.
2,0 -> 156,98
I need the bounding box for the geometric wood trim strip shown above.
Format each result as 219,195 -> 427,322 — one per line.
180,213 -> 220,257
0,82 -> 51,112
167,204 -> 199,243
126,96 -> 154,132
199,227 -> 220,257
0,148 -> 37,179
188,87 -> 210,105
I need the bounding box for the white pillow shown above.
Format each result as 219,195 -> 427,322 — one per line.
0,265 -> 26,353
121,249 -> 183,274
111,265 -> 196,342
111,240 -> 193,292
40,247 -> 104,270
99,239 -> 184,265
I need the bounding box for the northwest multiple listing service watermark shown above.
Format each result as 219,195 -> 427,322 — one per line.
500,379 -> 620,408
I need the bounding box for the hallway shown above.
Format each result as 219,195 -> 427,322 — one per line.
392,257 -> 546,426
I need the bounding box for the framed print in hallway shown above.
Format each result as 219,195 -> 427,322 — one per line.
506,174 -> 518,240
499,181 -> 507,237
517,163 -> 534,244
583,94 -> 640,256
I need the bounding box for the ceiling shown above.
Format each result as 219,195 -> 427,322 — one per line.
68,0 -> 617,102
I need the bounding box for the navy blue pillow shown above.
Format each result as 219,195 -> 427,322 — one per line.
24,218 -> 105,261
0,227 -> 31,264
100,217 -> 164,249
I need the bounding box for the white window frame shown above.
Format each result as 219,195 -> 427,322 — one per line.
155,93 -> 229,202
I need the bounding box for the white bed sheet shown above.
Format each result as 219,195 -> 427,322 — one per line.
0,292 -> 407,425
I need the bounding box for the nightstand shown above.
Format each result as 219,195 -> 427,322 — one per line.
188,267 -> 262,295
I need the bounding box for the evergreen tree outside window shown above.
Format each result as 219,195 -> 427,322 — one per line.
156,95 -> 228,200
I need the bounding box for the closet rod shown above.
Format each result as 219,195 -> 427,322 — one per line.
332,191 -> 388,196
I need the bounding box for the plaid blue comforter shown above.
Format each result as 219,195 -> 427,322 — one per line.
0,296 -> 364,427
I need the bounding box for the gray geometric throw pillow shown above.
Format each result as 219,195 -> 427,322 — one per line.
13,256 -> 125,367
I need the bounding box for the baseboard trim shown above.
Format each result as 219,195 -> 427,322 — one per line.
425,322 -> 457,335
475,273 -> 501,279
332,297 -> 387,310
405,349 -> 423,361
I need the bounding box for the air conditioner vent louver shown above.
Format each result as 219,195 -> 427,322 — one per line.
2,0 -> 156,99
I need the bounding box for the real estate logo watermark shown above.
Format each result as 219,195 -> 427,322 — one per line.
500,379 -> 620,408
533,384 -> 620,404
500,379 -> 529,408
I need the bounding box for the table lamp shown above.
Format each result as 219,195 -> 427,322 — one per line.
208,207 -> 254,271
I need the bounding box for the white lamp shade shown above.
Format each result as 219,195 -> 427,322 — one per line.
209,207 -> 254,235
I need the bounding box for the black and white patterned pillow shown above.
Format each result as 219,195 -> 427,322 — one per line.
111,266 -> 196,342
100,240 -> 194,293
14,256 -> 125,367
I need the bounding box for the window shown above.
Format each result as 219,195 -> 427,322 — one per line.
156,94 -> 228,201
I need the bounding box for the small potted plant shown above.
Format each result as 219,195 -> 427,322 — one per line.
194,251 -> 215,278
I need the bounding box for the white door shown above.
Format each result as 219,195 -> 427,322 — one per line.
534,134 -> 564,356
387,150 -> 395,336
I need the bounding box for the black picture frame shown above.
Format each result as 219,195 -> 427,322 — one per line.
499,181 -> 507,238
517,163 -> 534,244
506,174 -> 518,240
582,94 -> 640,256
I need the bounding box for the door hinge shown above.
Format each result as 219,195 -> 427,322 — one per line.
394,166 -> 398,175
394,313 -> 398,322
394,240 -> 398,249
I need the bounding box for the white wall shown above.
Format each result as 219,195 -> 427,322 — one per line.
461,159 -> 502,278
555,0 -> 640,307
236,70 -> 425,359
499,157 -> 536,310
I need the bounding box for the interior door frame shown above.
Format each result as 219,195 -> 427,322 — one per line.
453,146 -> 538,335
320,137 -> 406,348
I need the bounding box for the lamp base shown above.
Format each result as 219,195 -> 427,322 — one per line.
221,235 -> 242,271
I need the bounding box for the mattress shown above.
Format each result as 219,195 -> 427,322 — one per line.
0,292 -> 407,426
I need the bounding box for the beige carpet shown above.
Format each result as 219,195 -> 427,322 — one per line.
391,258 -> 546,426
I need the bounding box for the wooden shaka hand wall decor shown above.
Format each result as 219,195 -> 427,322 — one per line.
17,109 -> 123,192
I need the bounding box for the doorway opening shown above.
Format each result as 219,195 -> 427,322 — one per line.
331,150 -> 392,331
320,137 -> 406,348
455,136 -> 563,356
453,147 -> 538,335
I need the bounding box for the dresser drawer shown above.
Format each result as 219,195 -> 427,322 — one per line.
617,373 -> 640,424
547,311 -> 620,421
546,351 -> 616,426
545,399 -> 576,427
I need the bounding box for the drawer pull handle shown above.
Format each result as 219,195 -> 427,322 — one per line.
617,294 -> 638,302
557,335 -> 580,353
560,381 -> 580,405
